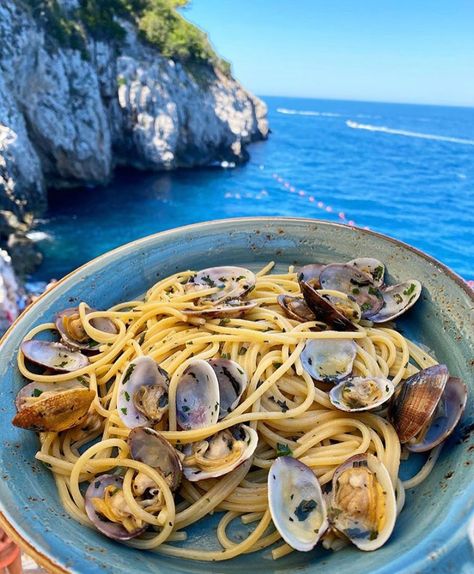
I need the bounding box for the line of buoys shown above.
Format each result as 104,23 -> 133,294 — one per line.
271,173 -> 369,229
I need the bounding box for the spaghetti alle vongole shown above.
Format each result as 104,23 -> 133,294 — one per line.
12,258 -> 467,561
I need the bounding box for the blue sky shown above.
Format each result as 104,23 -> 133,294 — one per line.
185,0 -> 474,107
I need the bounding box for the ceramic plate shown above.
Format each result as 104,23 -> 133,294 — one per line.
0,218 -> 472,574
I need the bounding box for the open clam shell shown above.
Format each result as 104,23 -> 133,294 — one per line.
183,424 -> 258,481
12,382 -> 95,432
300,281 -> 355,330
56,307 -> 117,351
389,364 -> 449,444
176,359 -> 220,430
183,299 -> 256,318
128,427 -> 182,491
328,453 -> 396,551
405,376 -> 467,453
329,377 -> 395,412
268,456 -> 328,552
277,294 -> 316,322
208,359 -> 248,419
185,266 -> 256,304
301,339 -> 357,383
85,475 -> 146,541
369,280 -> 422,323
21,340 -> 89,372
117,357 -> 169,429
297,263 -> 325,287
319,264 -> 384,319
347,258 -> 385,287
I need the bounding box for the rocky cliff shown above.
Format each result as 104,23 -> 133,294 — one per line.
0,0 -> 268,278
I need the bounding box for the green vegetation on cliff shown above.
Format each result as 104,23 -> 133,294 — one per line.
23,0 -> 231,75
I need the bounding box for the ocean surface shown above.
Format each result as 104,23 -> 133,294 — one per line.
31,97 -> 474,281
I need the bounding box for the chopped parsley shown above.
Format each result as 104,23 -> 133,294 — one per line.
219,318 -> 230,326
122,364 -> 136,384
294,499 -> 317,522
373,266 -> 384,282
124,391 -> 130,402
403,283 -> 417,297
32,388 -> 43,397
393,293 -> 403,304
276,443 -> 293,457
120,407 -> 127,415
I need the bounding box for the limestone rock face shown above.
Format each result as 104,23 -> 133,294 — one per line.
0,0 -> 268,219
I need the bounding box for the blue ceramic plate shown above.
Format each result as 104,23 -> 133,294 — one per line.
0,218 -> 472,574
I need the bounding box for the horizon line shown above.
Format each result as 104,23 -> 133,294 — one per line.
255,94 -> 474,110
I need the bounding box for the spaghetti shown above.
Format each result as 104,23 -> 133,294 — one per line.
14,262 -> 449,560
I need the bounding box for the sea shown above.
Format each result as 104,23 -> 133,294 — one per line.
31,97 -> 474,282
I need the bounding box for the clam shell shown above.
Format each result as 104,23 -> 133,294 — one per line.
128,427 -> 182,491
300,281 -> 355,330
15,379 -> 86,411
208,359 -> 248,419
183,424 -> 258,481
300,339 -> 357,383
389,364 -> 449,444
85,475 -> 146,541
12,386 -> 95,432
329,453 -> 396,551
329,376 -> 395,412
185,266 -> 256,303
183,299 -> 256,318
405,376 -> 468,453
117,357 -> 169,429
56,307 -> 117,351
347,258 -> 385,287
369,280 -> 422,323
176,359 -> 219,430
21,340 -> 89,372
277,294 -> 316,322
268,456 -> 328,552
319,264 -> 384,319
297,263 -> 325,287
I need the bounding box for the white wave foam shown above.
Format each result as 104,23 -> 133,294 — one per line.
26,231 -> 52,242
277,108 -> 341,117
346,120 -> 474,146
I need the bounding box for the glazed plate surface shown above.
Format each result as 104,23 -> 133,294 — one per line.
0,218 -> 472,574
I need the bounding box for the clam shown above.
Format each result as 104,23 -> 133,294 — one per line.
128,427 -> 183,491
117,357 -> 169,429
185,266 -> 256,303
85,474 -> 146,541
277,294 -> 316,322
369,280 -> 422,324
176,359 -> 219,430
268,456 -> 328,552
347,258 -> 385,287
328,453 -> 396,551
319,264 -> 384,319
56,307 -> 117,351
389,365 -> 466,452
208,359 -> 248,419
183,299 -> 257,318
405,376 -> 467,453
21,340 -> 89,372
12,379 -> 95,432
300,280 -> 359,330
297,263 -> 325,287
329,377 -> 395,412
183,424 -> 258,481
300,339 -> 357,383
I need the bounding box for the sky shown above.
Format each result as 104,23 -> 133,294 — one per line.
185,0 -> 474,107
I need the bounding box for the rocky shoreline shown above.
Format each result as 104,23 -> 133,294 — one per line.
0,0 -> 268,329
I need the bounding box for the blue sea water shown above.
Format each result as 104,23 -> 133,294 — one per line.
32,97 -> 474,281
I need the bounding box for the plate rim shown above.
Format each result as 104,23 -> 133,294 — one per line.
0,216 -> 472,573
